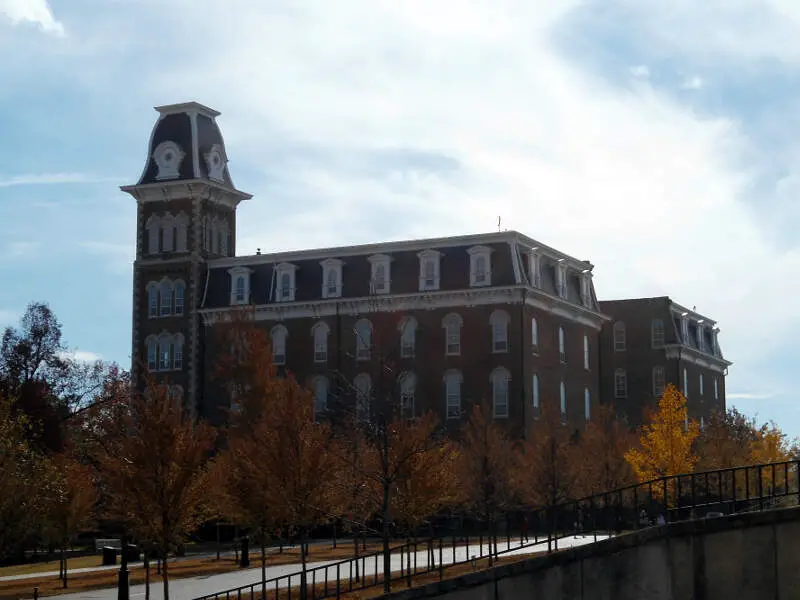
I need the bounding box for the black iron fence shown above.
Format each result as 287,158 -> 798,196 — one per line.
193,459 -> 800,600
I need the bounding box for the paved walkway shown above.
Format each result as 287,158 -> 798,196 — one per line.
45,535 -> 606,600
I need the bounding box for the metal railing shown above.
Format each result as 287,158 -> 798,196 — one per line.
193,459 -> 800,600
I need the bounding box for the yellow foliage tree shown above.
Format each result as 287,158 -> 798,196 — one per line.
749,422 -> 793,497
574,405 -> 636,497
625,384 -> 699,496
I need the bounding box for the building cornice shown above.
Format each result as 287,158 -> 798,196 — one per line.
665,343 -> 732,372
198,284 -> 609,330
669,300 -> 717,326
120,179 -> 252,208
206,230 -> 594,271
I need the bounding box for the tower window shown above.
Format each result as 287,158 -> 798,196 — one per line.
445,370 -> 462,419
174,282 -> 185,315
491,367 -> 510,419
160,282 -> 173,317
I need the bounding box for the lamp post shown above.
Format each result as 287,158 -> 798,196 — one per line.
118,533 -> 129,600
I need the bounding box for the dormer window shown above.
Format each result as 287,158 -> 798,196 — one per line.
417,250 -> 442,291
528,251 -> 541,288
152,141 -> 185,181
580,271 -> 592,307
204,144 -> 227,182
556,261 -> 568,299
368,254 -> 391,294
320,258 -> 343,299
467,246 -> 492,287
228,266 -> 252,306
275,263 -> 298,302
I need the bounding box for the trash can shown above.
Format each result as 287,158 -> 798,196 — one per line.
123,545 -> 140,563
102,546 -> 117,566
239,536 -> 250,568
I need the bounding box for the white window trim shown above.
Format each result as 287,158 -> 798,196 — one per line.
444,370 -> 463,420
467,245 -> 493,287
491,367 -> 510,419
398,316 -> 417,358
275,262 -> 298,302
490,309 -> 510,354
580,272 -> 592,308
442,313 -> 463,356
228,266 -> 253,306
270,324 -> 288,365
320,258 -> 344,299
145,332 -> 184,372
311,321 -> 329,363
417,249 -> 442,291
368,254 -> 392,295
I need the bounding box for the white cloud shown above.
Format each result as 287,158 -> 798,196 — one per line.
58,349 -> 103,363
728,392 -> 777,401
0,173 -> 118,188
0,0 -> 63,36
681,75 -> 703,89
630,65 -> 650,78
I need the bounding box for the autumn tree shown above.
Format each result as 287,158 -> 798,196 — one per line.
43,453 -> 97,587
95,381 -> 216,600
0,394 -> 55,562
573,405 -> 636,496
695,407 -> 758,471
625,384 -> 699,504
457,401 -> 519,559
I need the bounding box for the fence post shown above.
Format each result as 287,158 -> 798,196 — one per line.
33,587 -> 39,600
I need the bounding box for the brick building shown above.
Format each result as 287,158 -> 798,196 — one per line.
122,102 -> 730,435
598,298 -> 731,427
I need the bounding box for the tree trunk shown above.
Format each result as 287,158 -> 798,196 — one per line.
162,549 -> 170,600
145,551 -> 150,600
353,535 -> 360,582
61,545 -> 67,588
260,527 -> 267,600
382,481 -> 391,594
332,520 -> 337,549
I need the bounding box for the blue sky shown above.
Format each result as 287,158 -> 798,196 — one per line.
1,0 -> 798,436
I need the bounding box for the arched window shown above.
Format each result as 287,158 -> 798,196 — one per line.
145,215 -> 160,254
175,213 -> 189,252
399,317 -> 417,358
531,317 -> 539,352
158,334 -> 172,371
312,376 -> 329,416
490,310 -> 510,353
146,337 -> 157,370
584,388 -> 591,422
160,281 -> 173,317
173,334 -> 184,370
558,326 -> 566,362
161,214 -> 174,252
354,319 -> 372,360
614,369 -> 628,398
399,372 -> 416,419
474,255 -> 487,284
326,268 -> 338,296
442,313 -> 463,356
271,325 -> 288,365
148,284 -> 158,318
560,381 -> 566,423
235,276 -> 246,303
280,273 -> 292,300
651,319 -> 665,347
491,367 -> 510,419
354,373 -> 371,421
613,321 -> 626,351
174,282 -> 185,316
311,322 -> 330,363
532,373 -> 540,418
444,370 -> 462,419
653,366 -> 665,398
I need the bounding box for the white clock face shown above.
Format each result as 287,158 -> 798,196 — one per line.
153,141 -> 184,180
205,144 -> 226,181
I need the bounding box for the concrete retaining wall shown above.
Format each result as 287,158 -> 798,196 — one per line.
385,507 -> 800,600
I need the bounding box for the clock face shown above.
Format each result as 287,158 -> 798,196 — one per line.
205,145 -> 226,181
153,141 -> 184,180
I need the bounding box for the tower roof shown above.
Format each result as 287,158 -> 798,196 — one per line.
132,101 -> 239,189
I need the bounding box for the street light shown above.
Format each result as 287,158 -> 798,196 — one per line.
118,533 -> 129,600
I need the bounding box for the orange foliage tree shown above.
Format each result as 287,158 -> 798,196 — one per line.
95,381 -> 216,600
573,405 -> 636,497
457,401 -> 519,558
625,384 -> 699,504
695,407 -> 757,471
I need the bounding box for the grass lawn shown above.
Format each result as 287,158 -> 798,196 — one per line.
0,555 -> 109,578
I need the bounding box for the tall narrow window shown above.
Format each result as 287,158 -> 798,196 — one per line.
399,317 -> 417,358
369,254 -> 391,294
584,388 -> 591,422
614,369 -> 628,398
490,310 -> 510,353
160,282 -> 173,317
474,256 -> 487,284
312,322 -> 329,363
162,217 -> 174,252
399,373 -> 416,420
280,273 -> 292,301
443,313 -> 463,356
313,376 -> 328,416
423,260 -> 435,286
651,319 -> 665,347
445,370 -> 462,419
374,264 -> 387,292
583,334 -> 589,370
275,263 -> 298,302
235,277 -> 245,304
354,374 -> 371,421
613,322 -> 626,351
320,259 -> 343,298
682,367 -> 689,397
174,282 -> 185,316
271,325 -> 288,365
714,377 -> 719,400
173,337 -> 183,370
699,374 -> 704,396
491,368 -> 510,419
558,326 -> 566,363
418,249 -> 442,291
146,216 -> 160,254
175,214 -> 188,252
148,285 -> 158,318
653,366 -> 666,398
146,339 -> 157,370
158,338 -> 171,371
531,317 -> 539,353
354,319 -> 372,360
560,381 -> 566,423
532,374 -> 540,419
